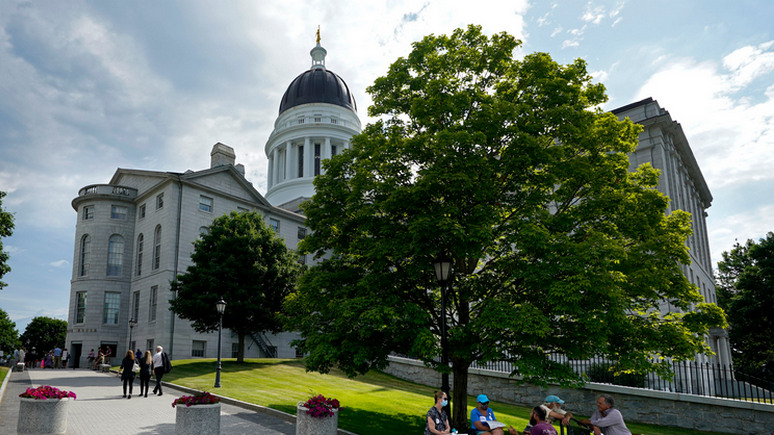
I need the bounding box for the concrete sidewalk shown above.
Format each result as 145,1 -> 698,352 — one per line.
0,367 -> 296,434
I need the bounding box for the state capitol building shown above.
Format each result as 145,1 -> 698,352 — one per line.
64,39 -> 730,373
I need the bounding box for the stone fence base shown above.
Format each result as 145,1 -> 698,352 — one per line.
382,356 -> 774,435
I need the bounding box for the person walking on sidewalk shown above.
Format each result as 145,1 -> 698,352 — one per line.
151,345 -> 166,396
118,350 -> 136,399
138,350 -> 152,397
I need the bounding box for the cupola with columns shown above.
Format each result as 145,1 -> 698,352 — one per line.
264,29 -> 361,212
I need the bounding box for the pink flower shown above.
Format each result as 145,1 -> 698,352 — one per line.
171,392 -> 221,408
19,386 -> 77,400
302,394 -> 340,418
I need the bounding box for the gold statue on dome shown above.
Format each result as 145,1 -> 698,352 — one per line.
316,26 -> 321,44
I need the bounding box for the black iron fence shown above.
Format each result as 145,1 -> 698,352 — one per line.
465,354 -> 774,403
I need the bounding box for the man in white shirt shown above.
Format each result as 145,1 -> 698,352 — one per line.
151,346 -> 165,396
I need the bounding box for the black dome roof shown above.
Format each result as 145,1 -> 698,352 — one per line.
279,69 -> 357,115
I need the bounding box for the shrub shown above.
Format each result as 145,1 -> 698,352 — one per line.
586,362 -> 647,388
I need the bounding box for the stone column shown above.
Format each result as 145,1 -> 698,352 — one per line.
285,141 -> 293,180
303,137 -> 311,179
272,147 -> 279,186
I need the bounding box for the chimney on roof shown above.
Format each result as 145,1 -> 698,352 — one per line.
210,142 -> 236,168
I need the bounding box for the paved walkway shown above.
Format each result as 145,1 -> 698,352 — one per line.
0,367 -> 297,434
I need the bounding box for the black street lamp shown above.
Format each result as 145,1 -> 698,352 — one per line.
214,299 -> 227,388
128,319 -> 137,353
433,257 -> 453,419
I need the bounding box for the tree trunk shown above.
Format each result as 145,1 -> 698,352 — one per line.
237,333 -> 245,363
452,360 -> 470,432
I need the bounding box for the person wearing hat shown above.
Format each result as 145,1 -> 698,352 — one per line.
470,394 -> 510,435
540,395 -> 572,426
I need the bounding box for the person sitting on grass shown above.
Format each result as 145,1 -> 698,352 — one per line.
471,394 -> 509,435
526,406 -> 558,435
580,395 -> 632,435
425,390 -> 452,435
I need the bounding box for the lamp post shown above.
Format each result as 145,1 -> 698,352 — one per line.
433,257 -> 453,419
128,319 -> 137,353
214,299 -> 227,388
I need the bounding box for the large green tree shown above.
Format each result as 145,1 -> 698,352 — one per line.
170,211 -> 301,363
0,191 -> 15,290
286,25 -> 725,430
0,308 -> 20,353
716,232 -> 774,380
19,316 -> 67,355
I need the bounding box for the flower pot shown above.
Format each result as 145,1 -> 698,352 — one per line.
17,397 -> 70,434
296,402 -> 338,435
175,402 -> 221,435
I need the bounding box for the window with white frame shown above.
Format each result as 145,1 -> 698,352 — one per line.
156,193 -> 164,209
139,203 -> 146,219
132,291 -> 140,323
111,205 -> 127,220
149,286 -> 158,322
79,235 -> 90,276
103,292 -> 120,324
153,225 -> 161,270
231,343 -> 239,359
269,218 -> 280,233
199,195 -> 213,212
75,292 -> 87,323
136,234 -> 144,276
106,235 -> 124,276
83,205 -> 94,220
191,340 -> 206,357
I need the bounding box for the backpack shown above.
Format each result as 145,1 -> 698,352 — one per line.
162,352 -> 172,373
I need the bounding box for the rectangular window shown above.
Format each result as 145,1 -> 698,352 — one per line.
297,117 -> 304,124
192,340 -> 206,357
149,286 -> 158,322
103,292 -> 120,325
199,195 -> 213,212
75,292 -> 87,323
132,291 -> 140,322
83,205 -> 94,220
295,346 -> 304,358
139,204 -> 146,219
231,343 -> 239,359
156,193 -> 164,209
314,143 -> 321,176
110,205 -> 127,220
314,114 -> 321,123
298,145 -> 304,177
331,145 -> 337,157
297,227 -> 307,241
330,117 -> 338,124
269,218 -> 280,233
146,339 -> 154,354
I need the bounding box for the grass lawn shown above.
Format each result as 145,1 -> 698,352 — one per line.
161,358 -> 727,435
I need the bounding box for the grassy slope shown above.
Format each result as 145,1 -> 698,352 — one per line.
162,359 -> 727,435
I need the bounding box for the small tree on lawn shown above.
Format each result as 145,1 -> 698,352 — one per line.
170,211 -> 301,363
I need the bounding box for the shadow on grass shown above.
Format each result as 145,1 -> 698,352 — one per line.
272,403 -> 425,435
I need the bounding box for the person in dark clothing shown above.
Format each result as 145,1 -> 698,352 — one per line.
118,350 -> 136,399
138,350 -> 153,397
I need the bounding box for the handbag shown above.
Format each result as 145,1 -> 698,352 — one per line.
132,361 -> 140,373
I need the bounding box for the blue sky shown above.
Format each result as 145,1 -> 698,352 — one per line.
1,0 -> 772,333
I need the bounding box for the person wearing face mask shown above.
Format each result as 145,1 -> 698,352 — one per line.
425,390 -> 452,435
471,394 -> 512,435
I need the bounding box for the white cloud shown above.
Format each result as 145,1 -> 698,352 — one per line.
709,204 -> 774,265
582,4 -> 606,25
722,40 -> 774,89
49,260 -> 69,268
635,50 -> 774,190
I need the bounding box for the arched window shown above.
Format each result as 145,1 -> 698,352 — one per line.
153,225 -> 162,270
79,235 -> 90,276
136,234 -> 144,276
107,235 -> 124,276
